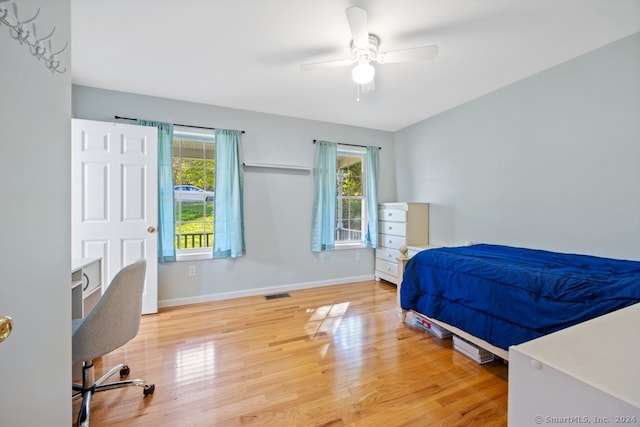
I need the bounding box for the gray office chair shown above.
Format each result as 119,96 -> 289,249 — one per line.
72,259 -> 155,427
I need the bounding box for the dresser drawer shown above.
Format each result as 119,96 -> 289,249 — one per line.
379,234 -> 406,250
379,208 -> 406,223
376,246 -> 401,262
379,221 -> 406,237
375,258 -> 399,277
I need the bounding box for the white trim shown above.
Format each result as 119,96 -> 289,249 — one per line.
176,252 -> 213,262
334,242 -> 366,250
173,127 -> 215,139
337,145 -> 366,154
158,274 -> 375,308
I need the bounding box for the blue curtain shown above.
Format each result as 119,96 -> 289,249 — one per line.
364,146 -> 379,248
137,120 -> 176,263
213,129 -> 245,258
311,141 -> 337,252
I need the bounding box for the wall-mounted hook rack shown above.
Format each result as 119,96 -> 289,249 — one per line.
0,1 -> 68,73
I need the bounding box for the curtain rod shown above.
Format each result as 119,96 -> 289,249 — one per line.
312,139 -> 381,150
114,115 -> 245,133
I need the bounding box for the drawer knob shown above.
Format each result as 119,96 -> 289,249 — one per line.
0,316 -> 12,343
82,272 -> 90,291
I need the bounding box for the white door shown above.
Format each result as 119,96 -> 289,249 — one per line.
71,119 -> 158,314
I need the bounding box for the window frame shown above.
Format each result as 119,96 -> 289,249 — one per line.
335,146 -> 367,250
172,127 -> 216,261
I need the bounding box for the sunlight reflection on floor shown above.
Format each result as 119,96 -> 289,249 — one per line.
174,341 -> 215,383
304,302 -> 350,338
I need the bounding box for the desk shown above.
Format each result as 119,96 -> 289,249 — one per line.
71,258 -> 102,319
509,303 -> 640,424
72,258 -> 102,380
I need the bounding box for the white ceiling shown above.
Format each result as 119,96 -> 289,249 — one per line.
70,0 -> 640,132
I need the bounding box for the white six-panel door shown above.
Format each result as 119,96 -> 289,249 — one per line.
71,119 -> 158,314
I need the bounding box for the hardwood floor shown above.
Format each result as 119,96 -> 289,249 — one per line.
72,280 -> 508,426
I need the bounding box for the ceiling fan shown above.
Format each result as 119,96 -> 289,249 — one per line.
300,6 -> 439,95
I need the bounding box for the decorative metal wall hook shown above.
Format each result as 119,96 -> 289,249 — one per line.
43,38 -> 67,73
12,2 -> 40,25
8,4 -> 38,43
10,25 -> 29,43
36,24 -> 56,42
27,23 -> 55,58
49,39 -> 67,56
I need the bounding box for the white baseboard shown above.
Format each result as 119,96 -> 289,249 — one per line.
158,274 -> 375,309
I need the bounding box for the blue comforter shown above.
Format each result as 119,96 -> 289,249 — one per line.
400,244 -> 640,350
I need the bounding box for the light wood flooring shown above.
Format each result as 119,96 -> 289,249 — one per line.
72,280 -> 508,426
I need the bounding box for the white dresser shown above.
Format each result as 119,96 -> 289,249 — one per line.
375,202 -> 429,285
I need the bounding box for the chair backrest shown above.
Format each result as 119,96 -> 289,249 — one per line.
72,259 -> 147,363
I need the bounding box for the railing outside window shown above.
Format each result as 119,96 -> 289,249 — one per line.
336,228 -> 362,241
176,233 -> 214,249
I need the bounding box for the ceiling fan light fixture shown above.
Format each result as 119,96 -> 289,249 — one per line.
352,62 -> 375,85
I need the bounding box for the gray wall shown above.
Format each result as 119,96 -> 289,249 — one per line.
0,0 -> 71,423
394,32 -> 640,260
72,86 -> 395,305
73,31 -> 640,305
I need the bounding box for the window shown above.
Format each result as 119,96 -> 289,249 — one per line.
336,148 -> 366,246
311,141 -> 378,252
172,129 -> 215,258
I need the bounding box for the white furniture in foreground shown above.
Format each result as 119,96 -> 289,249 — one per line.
508,303 -> 640,425
71,257 -> 103,380
375,202 -> 429,285
71,258 -> 102,319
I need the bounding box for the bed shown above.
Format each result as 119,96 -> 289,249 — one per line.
399,244 -> 640,360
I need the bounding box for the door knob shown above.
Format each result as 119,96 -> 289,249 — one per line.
0,316 -> 13,343
147,226 -> 156,233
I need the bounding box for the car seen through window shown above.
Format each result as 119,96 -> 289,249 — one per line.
174,185 -> 214,202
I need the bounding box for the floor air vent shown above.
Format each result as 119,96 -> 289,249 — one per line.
264,293 -> 291,300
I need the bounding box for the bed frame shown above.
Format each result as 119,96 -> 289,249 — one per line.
396,245 -> 510,361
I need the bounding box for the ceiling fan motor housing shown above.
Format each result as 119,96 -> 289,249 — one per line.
351,34 -> 380,63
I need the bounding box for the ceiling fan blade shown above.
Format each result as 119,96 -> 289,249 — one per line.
300,57 -> 354,71
345,6 -> 369,49
378,45 -> 439,64
300,58 -> 354,71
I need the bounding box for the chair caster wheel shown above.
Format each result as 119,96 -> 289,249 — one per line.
144,384 -> 155,396
120,365 -> 130,378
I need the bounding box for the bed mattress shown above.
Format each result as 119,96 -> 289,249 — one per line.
400,244 -> 640,350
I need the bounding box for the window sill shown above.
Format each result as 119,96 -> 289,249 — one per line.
334,242 -> 366,250
176,251 -> 213,262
